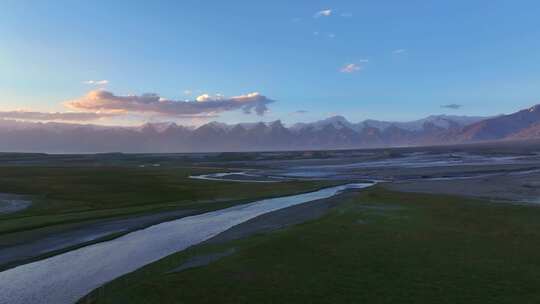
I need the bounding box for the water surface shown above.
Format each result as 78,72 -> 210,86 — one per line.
0,183 -> 373,304
0,193 -> 31,214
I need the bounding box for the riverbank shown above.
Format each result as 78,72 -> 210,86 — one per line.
0,183 -> 351,271
0,165 -> 336,272
83,187 -> 540,303
384,169 -> 540,203
203,189 -> 362,245
0,208 -> 199,271
0,183 -> 371,304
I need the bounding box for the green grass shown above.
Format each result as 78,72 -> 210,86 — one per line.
84,186 -> 540,304
0,166 -> 337,234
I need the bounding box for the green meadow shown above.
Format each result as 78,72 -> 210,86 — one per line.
0,166 -> 335,235
84,186 -> 540,304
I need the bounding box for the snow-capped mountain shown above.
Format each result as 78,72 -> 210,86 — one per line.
0,105 -> 539,153
292,114 -> 486,133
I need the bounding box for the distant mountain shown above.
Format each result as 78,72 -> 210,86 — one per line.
1,105 -> 540,153
292,114 -> 485,133
292,115 -> 360,132
459,105 -> 540,141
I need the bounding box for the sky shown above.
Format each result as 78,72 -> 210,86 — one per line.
1,0 -> 540,126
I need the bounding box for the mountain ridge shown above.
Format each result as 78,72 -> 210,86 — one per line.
0,105 -> 539,152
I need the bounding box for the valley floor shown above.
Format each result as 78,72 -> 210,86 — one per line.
2,145 -> 540,303
82,187 -> 540,304
0,165 -> 334,271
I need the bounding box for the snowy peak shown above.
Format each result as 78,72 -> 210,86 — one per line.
2,104 -> 540,153
528,104 -> 540,113
293,114 -> 486,133
293,115 -> 357,131
135,122 -> 181,133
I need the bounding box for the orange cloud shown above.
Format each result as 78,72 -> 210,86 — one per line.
66,90 -> 275,116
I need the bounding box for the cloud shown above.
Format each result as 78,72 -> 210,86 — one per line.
0,110 -> 116,122
314,9 -> 332,18
392,49 -> 407,54
83,80 -> 109,85
66,90 -> 275,116
312,31 -> 335,39
292,110 -> 308,115
440,104 -> 463,110
340,63 -> 362,73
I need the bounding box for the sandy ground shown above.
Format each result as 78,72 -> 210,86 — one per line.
204,190 -> 359,245
384,171 -> 540,203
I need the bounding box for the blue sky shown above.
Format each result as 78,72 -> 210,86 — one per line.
1,0 -> 540,126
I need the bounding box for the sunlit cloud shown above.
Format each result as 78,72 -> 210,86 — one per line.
66,90 -> 275,116
314,9 -> 332,18
83,80 -> 109,85
340,63 -> 362,73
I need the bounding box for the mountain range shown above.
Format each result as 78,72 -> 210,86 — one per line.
1,104 -> 540,153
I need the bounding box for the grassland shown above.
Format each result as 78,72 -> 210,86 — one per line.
0,166 -> 336,235
83,186 -> 540,304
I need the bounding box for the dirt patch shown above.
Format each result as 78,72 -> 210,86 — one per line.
384,171 -> 540,203
203,190 -> 361,245
167,248 -> 237,273
167,190 -> 364,272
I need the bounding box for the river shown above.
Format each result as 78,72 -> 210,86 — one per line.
0,182 -> 373,304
